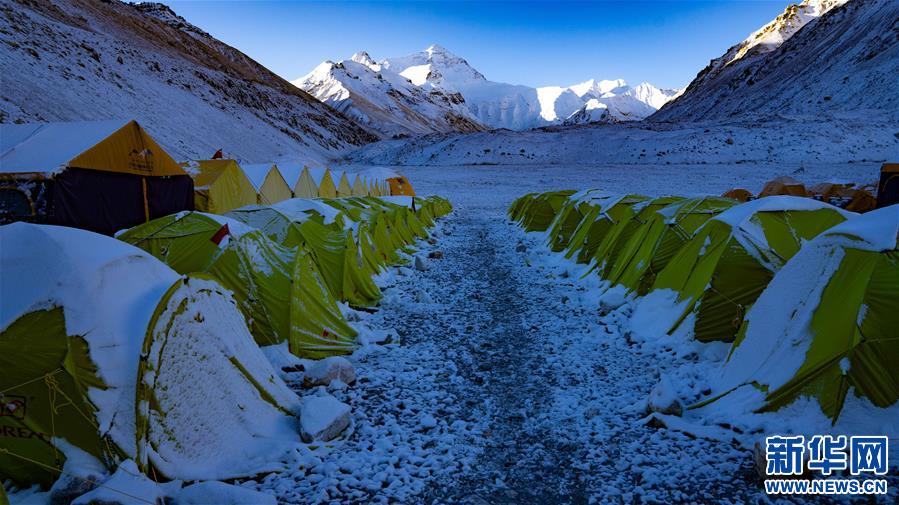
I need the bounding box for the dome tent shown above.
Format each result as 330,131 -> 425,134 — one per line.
227,200 -> 382,307
589,195 -> 679,280
560,191 -> 649,266
649,196 -> 853,343
511,190 -> 576,232
0,224 -> 301,488
758,175 -> 808,198
117,212 -> 358,358
602,197 -> 736,295
714,205 -> 899,423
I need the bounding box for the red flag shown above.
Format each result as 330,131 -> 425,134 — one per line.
210,223 -> 230,245
211,148 -> 223,160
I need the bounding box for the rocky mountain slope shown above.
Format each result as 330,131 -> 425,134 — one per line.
652,0 -> 898,122
0,0 -> 376,162
298,45 -> 679,134
293,51 -> 485,139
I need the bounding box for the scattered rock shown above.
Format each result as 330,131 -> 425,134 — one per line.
725,137 -> 734,145
414,255 -> 428,271
300,395 -> 351,442
428,250 -> 444,259
515,243 -> 527,252
302,356 -> 356,388
419,414 -> 437,431
427,238 -> 438,245
647,374 -> 683,417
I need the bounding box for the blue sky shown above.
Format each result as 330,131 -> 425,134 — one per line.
165,1 -> 791,89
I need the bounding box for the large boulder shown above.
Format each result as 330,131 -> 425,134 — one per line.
302,356 -> 356,388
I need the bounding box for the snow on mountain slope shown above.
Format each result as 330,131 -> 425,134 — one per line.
297,45 -> 677,133
293,50 -> 485,138
0,0 -> 375,162
653,0 -> 897,122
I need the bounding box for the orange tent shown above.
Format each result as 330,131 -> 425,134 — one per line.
809,182 -> 854,202
387,176 -> 416,196
759,176 -> 808,198
844,188 -> 876,213
722,188 -> 752,202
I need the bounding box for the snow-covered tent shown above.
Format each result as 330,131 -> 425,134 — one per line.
649,196 -> 853,343
184,159 -> 257,214
510,190 -> 576,232
118,212 -> 358,357
714,205 -> 899,423
242,162 -> 292,205
0,223 -> 301,488
0,119 -> 193,235
603,197 -> 736,294
558,191 -> 648,265
226,200 -> 381,307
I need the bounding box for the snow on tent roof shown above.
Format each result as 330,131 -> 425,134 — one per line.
275,162 -> 304,188
0,119 -> 183,177
307,166 -> 331,186
271,198 -> 342,224
715,205 -> 899,422
712,195 -> 855,229
0,119 -> 127,174
0,222 -> 178,454
240,162 -> 276,191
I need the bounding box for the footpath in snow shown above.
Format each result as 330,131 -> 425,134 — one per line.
254,198 -> 810,504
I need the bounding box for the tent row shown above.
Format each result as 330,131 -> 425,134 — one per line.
187,159 -> 416,215
509,189 -> 898,422
720,167 -> 899,213
0,119 -> 417,235
511,190 -> 853,343
119,195 -> 452,359
0,195 -> 452,490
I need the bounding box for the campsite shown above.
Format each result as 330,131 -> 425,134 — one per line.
2,0 -> 898,503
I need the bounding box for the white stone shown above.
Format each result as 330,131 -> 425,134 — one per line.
303,356 -> 356,388
300,395 -> 351,442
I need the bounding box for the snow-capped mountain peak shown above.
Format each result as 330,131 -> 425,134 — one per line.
296,45 -> 680,134
350,51 -> 379,70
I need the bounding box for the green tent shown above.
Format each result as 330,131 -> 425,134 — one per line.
515,190 -> 576,232
714,205 -> 899,423
588,195 -> 672,279
602,197 -> 736,294
227,201 -> 382,307
564,193 -> 649,266
652,196 -> 852,343
545,195 -> 600,253
117,212 -> 358,357
1,223 -> 300,488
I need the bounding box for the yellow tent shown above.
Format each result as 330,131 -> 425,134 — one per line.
186,159 -> 257,214
309,167 -> 337,198
242,163 -> 292,205
351,174 -> 368,196
335,171 -> 353,197
0,119 -> 193,235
